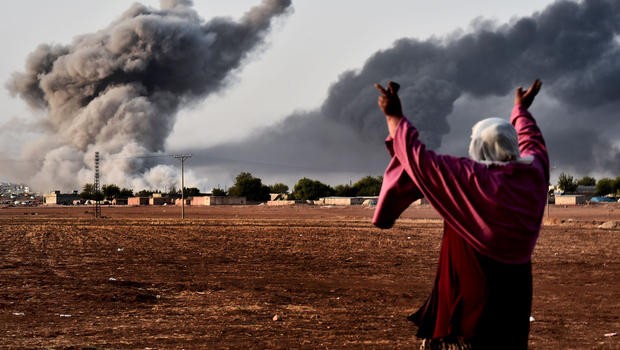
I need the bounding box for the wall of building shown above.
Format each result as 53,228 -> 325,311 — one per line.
149,197 -> 169,205
175,198 -> 192,206
128,197 -> 149,206
267,200 -> 305,206
555,195 -> 586,205
43,191 -> 80,205
188,196 -> 247,206
318,196 -> 377,206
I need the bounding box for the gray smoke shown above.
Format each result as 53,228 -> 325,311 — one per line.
199,0 -> 620,182
6,0 -> 292,191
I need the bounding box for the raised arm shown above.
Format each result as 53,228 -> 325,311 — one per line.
511,79 -> 550,183
372,80 -> 549,262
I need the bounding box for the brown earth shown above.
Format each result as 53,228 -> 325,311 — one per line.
0,204 -> 618,349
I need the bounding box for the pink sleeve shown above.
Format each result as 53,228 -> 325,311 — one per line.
372,139 -> 423,228
510,105 -> 550,183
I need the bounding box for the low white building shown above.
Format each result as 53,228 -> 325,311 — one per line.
317,196 -> 378,206
44,191 -> 80,205
189,196 -> 246,206
555,195 -> 586,205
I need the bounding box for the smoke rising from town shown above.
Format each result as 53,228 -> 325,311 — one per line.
6,0 -> 292,191
198,0 -> 620,182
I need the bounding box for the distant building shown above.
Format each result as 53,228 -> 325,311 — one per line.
128,197 -> 149,206
149,196 -> 170,205
270,193 -> 289,201
267,193 -> 302,206
267,199 -> 306,206
188,196 -> 246,206
317,196 -> 378,206
112,198 -> 128,205
175,198 -> 191,206
555,195 -> 586,206
44,191 -> 80,205
576,185 -> 596,194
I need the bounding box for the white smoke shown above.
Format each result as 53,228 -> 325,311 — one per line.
6,0 -> 292,192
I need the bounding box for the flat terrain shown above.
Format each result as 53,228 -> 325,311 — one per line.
0,204 -> 618,349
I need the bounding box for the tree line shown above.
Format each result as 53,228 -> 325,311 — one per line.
81,170 -> 620,202
556,172 -> 620,196
79,172 -> 383,202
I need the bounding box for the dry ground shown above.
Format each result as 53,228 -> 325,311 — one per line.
0,204 -> 618,349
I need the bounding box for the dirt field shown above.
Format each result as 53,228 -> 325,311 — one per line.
0,204 -> 618,349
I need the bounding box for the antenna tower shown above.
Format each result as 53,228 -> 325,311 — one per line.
94,151 -> 101,219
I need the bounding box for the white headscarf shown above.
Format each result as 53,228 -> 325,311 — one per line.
468,118 -> 531,165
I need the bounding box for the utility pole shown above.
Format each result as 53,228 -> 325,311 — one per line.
172,154 -> 192,219
94,151 -> 101,219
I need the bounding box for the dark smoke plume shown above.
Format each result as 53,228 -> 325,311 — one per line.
6,0 -> 292,191
199,0 -> 620,182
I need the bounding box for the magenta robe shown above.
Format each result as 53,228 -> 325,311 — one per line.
373,105 -> 549,341
373,105 -> 549,264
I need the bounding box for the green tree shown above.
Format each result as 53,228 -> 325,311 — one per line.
102,184 -> 121,200
557,172 -> 578,193
80,184 -> 95,200
168,186 -> 180,198
596,178 -> 615,196
80,183 -> 102,201
119,188 -> 134,198
228,172 -> 270,202
292,178 -> 334,200
614,176 -> 620,196
352,176 -> 382,196
183,187 -> 201,197
212,187 -> 227,196
576,176 -> 596,186
135,189 -> 154,197
334,184 -> 355,197
269,183 -> 289,194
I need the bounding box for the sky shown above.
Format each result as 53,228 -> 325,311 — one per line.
1,0 -> 618,192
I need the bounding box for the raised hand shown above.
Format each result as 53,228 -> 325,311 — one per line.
375,81 -> 404,138
375,81 -> 403,118
515,79 -> 542,109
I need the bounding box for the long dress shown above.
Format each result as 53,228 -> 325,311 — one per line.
409,224 -> 532,349
373,105 -> 548,347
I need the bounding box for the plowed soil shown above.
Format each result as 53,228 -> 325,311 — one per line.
0,204 -> 618,349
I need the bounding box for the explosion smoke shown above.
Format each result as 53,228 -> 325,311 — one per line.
6,0 -> 292,191
200,0 -> 620,181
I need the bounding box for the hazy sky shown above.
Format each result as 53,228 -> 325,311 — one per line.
1,1 -> 555,145
5,0 -> 616,191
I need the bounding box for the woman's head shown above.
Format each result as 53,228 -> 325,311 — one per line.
468,118 -> 520,163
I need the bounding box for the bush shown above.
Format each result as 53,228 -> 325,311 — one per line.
292,178 -> 334,200
228,172 -> 270,202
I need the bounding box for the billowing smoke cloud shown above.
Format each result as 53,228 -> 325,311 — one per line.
198,0 -> 620,183
6,0 -> 292,191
